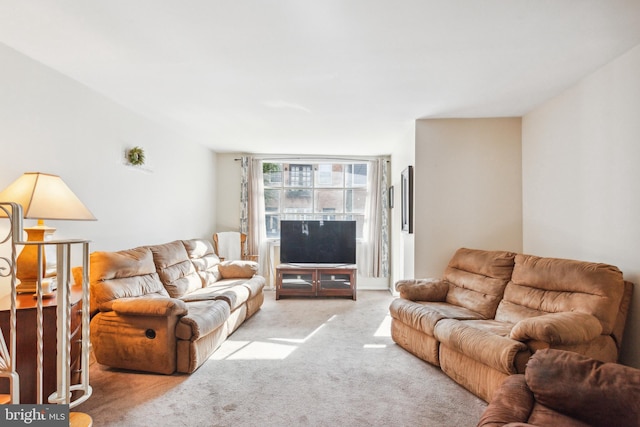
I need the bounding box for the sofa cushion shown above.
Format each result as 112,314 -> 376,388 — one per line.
182,239 -> 222,285
148,240 -> 202,298
195,262 -> 222,286
390,300 -> 448,336
241,275 -> 266,297
390,299 -> 485,336
175,300 -> 230,341
182,279 -> 251,311
443,248 -> 516,318
495,254 -> 625,334
525,349 -> 640,427
90,247 -> 169,312
434,318 -> 529,374
219,260 -> 258,279
182,238 -> 215,259
181,275 -> 264,311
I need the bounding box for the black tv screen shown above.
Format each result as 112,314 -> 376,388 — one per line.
280,220 -> 356,265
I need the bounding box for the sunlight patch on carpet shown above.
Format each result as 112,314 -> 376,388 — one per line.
212,340 -> 297,360
270,322 -> 327,344
363,344 -> 387,349
374,314 -> 392,337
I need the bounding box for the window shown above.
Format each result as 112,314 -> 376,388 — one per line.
263,161 -> 369,239
288,164 -> 312,187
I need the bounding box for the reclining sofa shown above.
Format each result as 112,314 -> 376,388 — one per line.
85,238 -> 265,375
389,248 -> 633,402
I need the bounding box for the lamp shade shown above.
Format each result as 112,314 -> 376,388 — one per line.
0,172 -> 96,221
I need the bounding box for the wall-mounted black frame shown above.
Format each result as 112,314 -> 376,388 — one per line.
401,166 -> 413,233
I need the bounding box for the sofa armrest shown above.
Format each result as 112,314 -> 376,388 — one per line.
395,278 -> 448,301
110,297 -> 188,317
510,312 -> 603,345
477,374 -> 534,427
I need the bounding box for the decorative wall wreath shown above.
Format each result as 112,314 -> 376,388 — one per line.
127,146 -> 146,166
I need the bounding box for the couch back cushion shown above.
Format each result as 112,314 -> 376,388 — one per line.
90,247 -> 168,313
443,248 -> 516,318
148,240 -> 203,298
495,254 -> 625,334
182,238 -> 222,285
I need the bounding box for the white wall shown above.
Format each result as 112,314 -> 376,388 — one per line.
0,43 -> 217,296
215,153 -> 243,232
414,118 -> 523,278
523,43 -> 640,368
390,124 -> 416,288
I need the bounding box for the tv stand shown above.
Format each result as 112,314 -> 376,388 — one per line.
276,264 -> 357,300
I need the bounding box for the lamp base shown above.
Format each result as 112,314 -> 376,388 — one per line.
70,412 -> 93,427
16,222 -> 57,292
15,278 -> 57,294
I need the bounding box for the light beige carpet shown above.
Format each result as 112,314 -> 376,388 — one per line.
76,290 -> 487,426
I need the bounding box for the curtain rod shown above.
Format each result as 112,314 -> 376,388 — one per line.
234,155 -> 389,162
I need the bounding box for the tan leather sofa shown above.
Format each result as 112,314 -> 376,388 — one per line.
389,248 -> 633,402
86,238 -> 265,375
477,348 -> 640,427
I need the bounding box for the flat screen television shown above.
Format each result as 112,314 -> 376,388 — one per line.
280,220 -> 356,265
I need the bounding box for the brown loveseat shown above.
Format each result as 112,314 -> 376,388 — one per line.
86,238 -> 265,375
389,248 -> 633,402
477,348 -> 640,427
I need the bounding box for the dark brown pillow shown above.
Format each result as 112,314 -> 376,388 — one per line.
525,349 -> 640,427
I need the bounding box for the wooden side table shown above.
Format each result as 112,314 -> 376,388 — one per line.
0,286 -> 83,404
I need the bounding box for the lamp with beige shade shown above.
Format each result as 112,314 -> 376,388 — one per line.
0,172 -> 96,293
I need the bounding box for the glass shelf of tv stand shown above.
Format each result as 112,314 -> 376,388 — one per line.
281,273 -> 314,290
275,264 -> 357,300
318,272 -> 352,290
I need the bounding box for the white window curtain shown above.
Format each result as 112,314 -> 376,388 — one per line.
359,158 -> 390,278
241,157 -> 271,283
240,157 -> 249,235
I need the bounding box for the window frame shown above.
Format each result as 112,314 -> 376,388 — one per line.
263,161 -> 369,239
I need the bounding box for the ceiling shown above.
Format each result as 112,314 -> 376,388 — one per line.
2,1 -> 640,156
